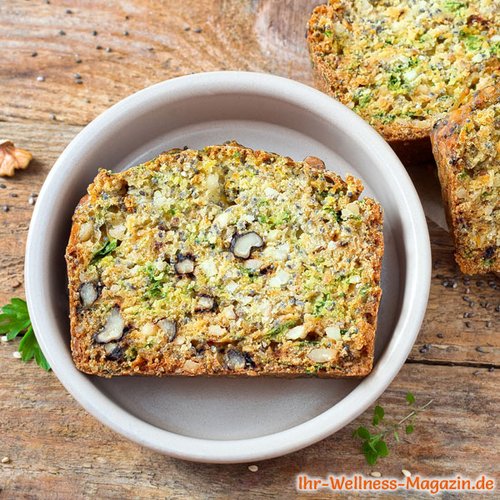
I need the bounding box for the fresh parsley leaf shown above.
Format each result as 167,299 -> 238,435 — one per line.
353,393 -> 432,465
375,439 -> 389,457
362,441 -> 379,465
353,426 -> 370,440
0,298 -> 50,371
91,238 -> 118,264
373,405 -> 385,426
406,392 -> 416,405
0,297 -> 31,340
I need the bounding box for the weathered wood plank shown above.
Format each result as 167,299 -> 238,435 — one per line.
0,0 -> 316,126
0,349 -> 497,499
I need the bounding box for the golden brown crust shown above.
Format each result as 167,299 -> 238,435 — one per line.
431,86 -> 499,275
66,142 -> 383,377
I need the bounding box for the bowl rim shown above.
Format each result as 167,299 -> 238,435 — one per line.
25,71 -> 431,463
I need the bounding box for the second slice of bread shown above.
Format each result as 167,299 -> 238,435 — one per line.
307,0 -> 499,155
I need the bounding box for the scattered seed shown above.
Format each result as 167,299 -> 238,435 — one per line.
194,28 -> 203,33
473,370 -> 481,376
465,321 -> 471,328
495,305 -> 500,313
148,47 -> 154,52
1,457 -> 10,464
37,75 -> 45,82
436,332 -> 444,338
92,30 -> 98,36
463,277 -> 470,285
0,184 -> 5,189
488,281 -> 497,290
123,30 -> 129,36
469,301 -> 475,308
475,346 -> 488,353
96,45 -> 103,50
75,57 -> 82,64
476,280 -> 484,287
50,113 -> 56,120
184,26 -> 191,31
402,469 -> 411,478
479,301 -> 489,308
463,295 -> 471,302
248,465 -> 258,472
125,15 -> 130,20
463,312 -> 474,318
465,287 -> 471,294
28,195 -> 37,206
31,51 -> 38,57
442,279 -> 457,288
485,321 -> 492,328
2,205 -> 9,212
370,471 -> 381,478
65,8 -> 72,14
13,351 -> 21,359
9,193 -> 18,198
488,366 -> 494,372
59,30 -> 66,36
419,344 -> 431,354
105,47 -> 112,53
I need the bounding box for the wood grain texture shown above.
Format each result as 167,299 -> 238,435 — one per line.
0,0 -> 499,498
1,345 -> 498,499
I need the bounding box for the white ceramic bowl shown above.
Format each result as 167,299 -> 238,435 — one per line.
25,72 -> 431,463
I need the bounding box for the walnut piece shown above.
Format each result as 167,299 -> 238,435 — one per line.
303,156 -> 325,170
0,141 -> 33,177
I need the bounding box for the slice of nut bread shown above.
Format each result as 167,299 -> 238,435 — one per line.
66,142 -> 383,377
431,86 -> 499,275
307,0 -> 499,150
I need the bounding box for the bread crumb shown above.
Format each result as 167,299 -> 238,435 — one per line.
402,469 -> 412,477
1,457 -> 11,464
248,465 -> 258,472
13,351 -> 22,359
370,471 -> 381,478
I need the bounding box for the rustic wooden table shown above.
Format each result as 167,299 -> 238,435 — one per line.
1,1 -> 498,498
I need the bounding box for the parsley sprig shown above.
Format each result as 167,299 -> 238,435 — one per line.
0,298 -> 50,371
353,392 -> 433,465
